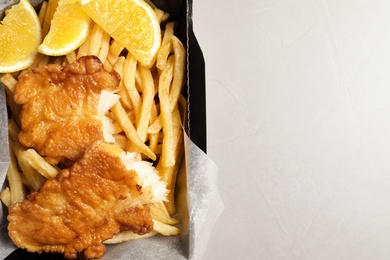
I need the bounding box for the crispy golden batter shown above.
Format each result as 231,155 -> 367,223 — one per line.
14,56 -> 120,164
8,141 -> 154,259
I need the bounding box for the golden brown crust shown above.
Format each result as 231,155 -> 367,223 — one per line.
8,141 -> 153,259
14,56 -> 120,164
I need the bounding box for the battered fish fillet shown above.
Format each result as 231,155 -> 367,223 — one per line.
13,56 -> 120,164
8,141 -> 167,259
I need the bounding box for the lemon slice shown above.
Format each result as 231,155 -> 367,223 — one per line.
80,0 -> 161,67
0,0 -> 42,73
38,0 -> 91,56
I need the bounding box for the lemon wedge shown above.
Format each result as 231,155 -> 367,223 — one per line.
0,0 -> 42,73
80,0 -> 161,67
38,0 -> 91,56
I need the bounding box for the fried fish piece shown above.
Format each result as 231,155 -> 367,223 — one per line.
8,140 -> 167,259
13,56 -> 120,164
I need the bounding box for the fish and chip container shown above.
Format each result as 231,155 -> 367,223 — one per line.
0,0 -> 221,259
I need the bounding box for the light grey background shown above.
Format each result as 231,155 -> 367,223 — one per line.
194,0 -> 390,259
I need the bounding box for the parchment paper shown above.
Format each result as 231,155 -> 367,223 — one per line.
0,0 -> 223,259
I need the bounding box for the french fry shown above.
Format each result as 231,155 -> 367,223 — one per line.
77,23 -> 94,58
170,36 -> 186,111
154,8 -> 165,23
1,73 -> 18,93
103,58 -> 113,72
108,40 -> 125,57
8,120 -> 20,142
154,144 -> 163,156
98,31 -> 111,64
149,202 -> 179,225
66,51 -> 77,64
158,158 -> 183,214
2,77 -> 20,125
113,56 -> 125,74
154,50 -> 185,214
157,106 -> 184,214
126,109 -> 137,125
158,56 -> 175,167
0,188 -> 11,208
147,102 -> 162,153
148,130 -> 160,156
147,98 -> 161,136
154,8 -> 169,24
161,13 -> 170,23
53,55 -> 65,65
113,134 -> 127,150
157,22 -> 175,70
111,102 -> 156,161
134,69 -> 143,93
111,119 -> 124,134
38,1 -> 48,26
106,40 -> 125,69
88,23 -> 105,56
10,139 -> 46,191
104,230 -> 157,244
114,57 -> 133,110
152,219 -> 180,236
152,201 -> 169,213
6,96 -> 21,136
7,145 -> 26,205
37,54 -> 51,67
136,65 -> 155,141
123,53 -> 142,116
22,149 -> 59,179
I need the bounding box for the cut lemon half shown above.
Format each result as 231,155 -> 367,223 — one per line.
38,0 -> 91,56
80,0 -> 161,67
0,0 -> 42,73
